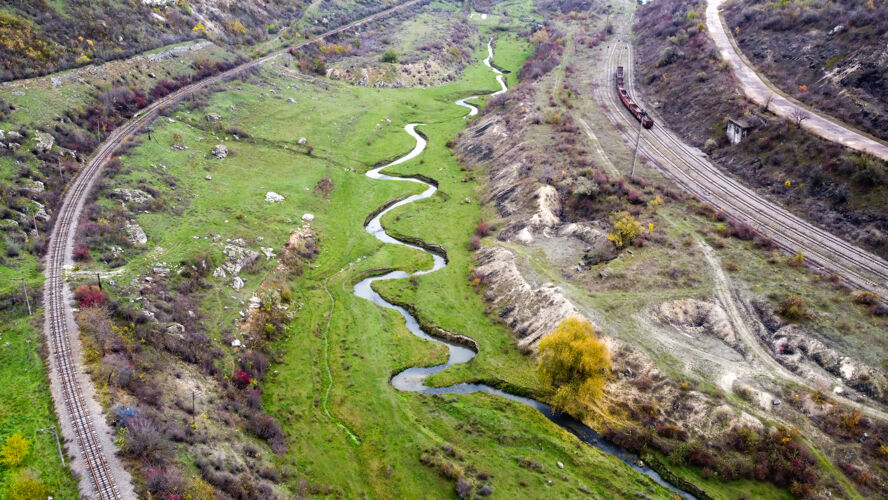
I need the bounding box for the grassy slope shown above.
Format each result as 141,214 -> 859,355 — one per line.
260,34 -> 673,497
0,312 -> 79,497
83,6 -> 676,496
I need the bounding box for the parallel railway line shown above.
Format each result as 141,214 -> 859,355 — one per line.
42,1 -> 426,497
596,38 -> 888,298
589,35 -> 888,419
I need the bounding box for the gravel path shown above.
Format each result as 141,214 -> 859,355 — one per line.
706,0 -> 888,162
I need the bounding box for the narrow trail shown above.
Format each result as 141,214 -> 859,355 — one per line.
346,39 -> 696,499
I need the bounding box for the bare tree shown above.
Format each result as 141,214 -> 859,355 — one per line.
791,109 -> 810,128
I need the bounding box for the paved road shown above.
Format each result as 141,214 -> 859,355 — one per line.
706,0 -> 888,162
42,1 -> 426,498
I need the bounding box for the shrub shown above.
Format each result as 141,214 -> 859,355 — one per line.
314,176 -> 333,197
0,433 -> 30,466
776,295 -> 808,321
245,413 -> 284,449
468,236 -> 481,251
455,476 -> 473,499
474,221 -> 491,237
8,471 -> 47,500
537,317 -> 610,417
232,369 -> 251,389
607,211 -> 642,248
787,251 -> 805,267
124,416 -> 163,459
853,291 -> 880,306
73,246 -> 91,261
73,284 -> 105,308
381,49 -> 398,63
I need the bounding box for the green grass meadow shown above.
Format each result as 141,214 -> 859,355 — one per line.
86,21 -> 677,497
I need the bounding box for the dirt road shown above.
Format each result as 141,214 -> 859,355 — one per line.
41,1 -> 426,498
706,0 -> 888,162
595,36 -> 888,300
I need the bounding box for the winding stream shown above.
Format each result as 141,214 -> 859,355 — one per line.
351,39 -> 695,499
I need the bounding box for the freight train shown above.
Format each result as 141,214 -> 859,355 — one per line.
616,66 -> 654,129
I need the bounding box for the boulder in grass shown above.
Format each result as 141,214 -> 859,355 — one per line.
211,144 -> 228,159
266,192 -> 285,203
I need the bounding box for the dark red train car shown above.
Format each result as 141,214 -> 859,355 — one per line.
616,66 -> 654,129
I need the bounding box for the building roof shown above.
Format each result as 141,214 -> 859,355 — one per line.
728,118 -> 753,129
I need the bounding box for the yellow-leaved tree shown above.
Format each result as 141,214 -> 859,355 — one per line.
0,433 -> 30,467
8,471 -> 47,500
606,211 -> 641,249
537,317 -> 611,417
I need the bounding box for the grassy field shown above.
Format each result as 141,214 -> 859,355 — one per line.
78,11 -> 679,495
0,311 -> 79,498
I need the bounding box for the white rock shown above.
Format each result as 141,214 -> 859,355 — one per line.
205,175 -> 212,180
302,213 -> 314,222
125,221 -> 148,245
516,227 -> 534,244
297,137 -> 307,145
231,276 -> 245,290
231,339 -> 242,348
113,188 -> 153,204
266,192 -> 285,203
211,144 -> 228,159
213,267 -> 227,278
34,131 -> 54,153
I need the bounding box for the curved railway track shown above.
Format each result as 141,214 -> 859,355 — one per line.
591,34 -> 888,419
596,37 -> 888,298
42,1 -> 426,497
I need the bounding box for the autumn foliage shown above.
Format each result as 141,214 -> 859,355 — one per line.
0,433 -> 29,466
232,369 -> 252,390
537,318 -> 611,417
73,284 -> 106,308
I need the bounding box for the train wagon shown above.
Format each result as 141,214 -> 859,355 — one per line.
616,66 -> 654,129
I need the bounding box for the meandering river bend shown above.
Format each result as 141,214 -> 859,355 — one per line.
352,38 -> 695,499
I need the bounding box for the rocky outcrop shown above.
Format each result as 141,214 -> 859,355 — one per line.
214,239 -> 260,279
112,188 -> 153,204
34,131 -> 54,153
124,221 -> 148,246
474,245 -> 580,350
211,144 -> 229,159
656,299 -> 742,352
753,300 -> 888,402
455,113 -> 540,223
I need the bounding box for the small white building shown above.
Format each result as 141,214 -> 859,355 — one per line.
726,118 -> 753,145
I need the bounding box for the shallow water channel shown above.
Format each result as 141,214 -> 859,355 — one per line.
352,39 -> 695,499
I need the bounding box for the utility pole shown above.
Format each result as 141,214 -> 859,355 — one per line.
630,112 -> 646,177
38,426 -> 65,467
20,280 -> 31,315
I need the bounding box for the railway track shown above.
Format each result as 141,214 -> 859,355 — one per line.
596,37 -> 888,298
41,1 -> 427,497
589,34 -> 888,419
